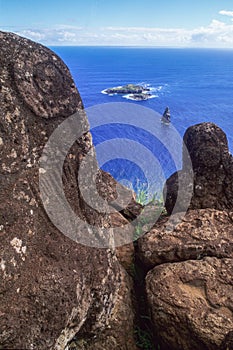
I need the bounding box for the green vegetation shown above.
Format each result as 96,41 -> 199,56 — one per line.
132,182 -> 164,349
133,182 -> 166,241
135,182 -> 164,206
132,261 -> 161,350
134,326 -> 157,350
136,187 -> 149,205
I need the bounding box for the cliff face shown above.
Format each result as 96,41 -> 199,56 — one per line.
0,31 -> 136,350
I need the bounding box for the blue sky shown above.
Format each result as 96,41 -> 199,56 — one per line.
1,0 -> 233,47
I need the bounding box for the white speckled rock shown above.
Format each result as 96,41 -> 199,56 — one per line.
0,31 -> 136,350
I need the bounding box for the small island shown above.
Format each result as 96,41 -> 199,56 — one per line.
123,92 -> 153,101
102,83 -> 155,101
103,83 -> 150,94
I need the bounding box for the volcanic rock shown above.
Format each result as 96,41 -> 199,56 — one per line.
220,331 -> 233,350
165,122 -> 233,214
138,208 -> 233,269
0,31 -> 136,350
146,257 -> 233,350
138,123 -> 233,349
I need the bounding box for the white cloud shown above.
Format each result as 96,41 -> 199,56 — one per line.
5,15 -> 233,48
57,31 -> 77,42
190,19 -> 233,46
16,30 -> 46,41
219,10 -> 233,17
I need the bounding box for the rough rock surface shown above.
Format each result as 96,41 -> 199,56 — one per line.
165,122 -> 233,214
138,123 -> 233,349
97,170 -> 143,222
97,170 -> 143,271
138,207 -> 233,349
109,211 -> 135,272
146,257 -> 233,350
220,331 -> 233,350
0,31 -> 137,350
138,208 -> 233,269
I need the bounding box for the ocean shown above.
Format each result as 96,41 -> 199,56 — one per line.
51,46 -> 233,197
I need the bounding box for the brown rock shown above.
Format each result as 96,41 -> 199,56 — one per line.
97,169 -> 143,221
138,209 -> 233,269
0,31 -> 136,350
165,122 -> 233,214
142,123 -> 233,350
110,211 -> 135,272
97,170 -> 143,271
146,257 -> 233,350
220,331 -> 233,350
69,266 -> 136,350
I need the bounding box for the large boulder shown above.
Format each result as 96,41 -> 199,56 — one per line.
0,31 -> 136,350
138,206 -> 233,349
138,208 -> 233,349
138,123 -> 233,350
165,122 -> 233,214
138,208 -> 233,269
146,257 -> 233,350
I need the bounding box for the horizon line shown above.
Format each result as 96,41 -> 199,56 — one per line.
48,44 -> 233,50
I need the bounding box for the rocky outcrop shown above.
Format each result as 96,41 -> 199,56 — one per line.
103,83 -> 150,95
146,257 -> 233,350
138,208 -> 233,349
102,84 -> 153,101
165,122 -> 233,215
0,31 -> 136,350
138,208 -> 233,269
138,122 -> 233,349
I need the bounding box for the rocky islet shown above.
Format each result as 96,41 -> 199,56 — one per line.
102,83 -> 154,101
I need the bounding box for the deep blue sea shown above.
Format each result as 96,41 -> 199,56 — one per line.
51,46 -> 233,197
